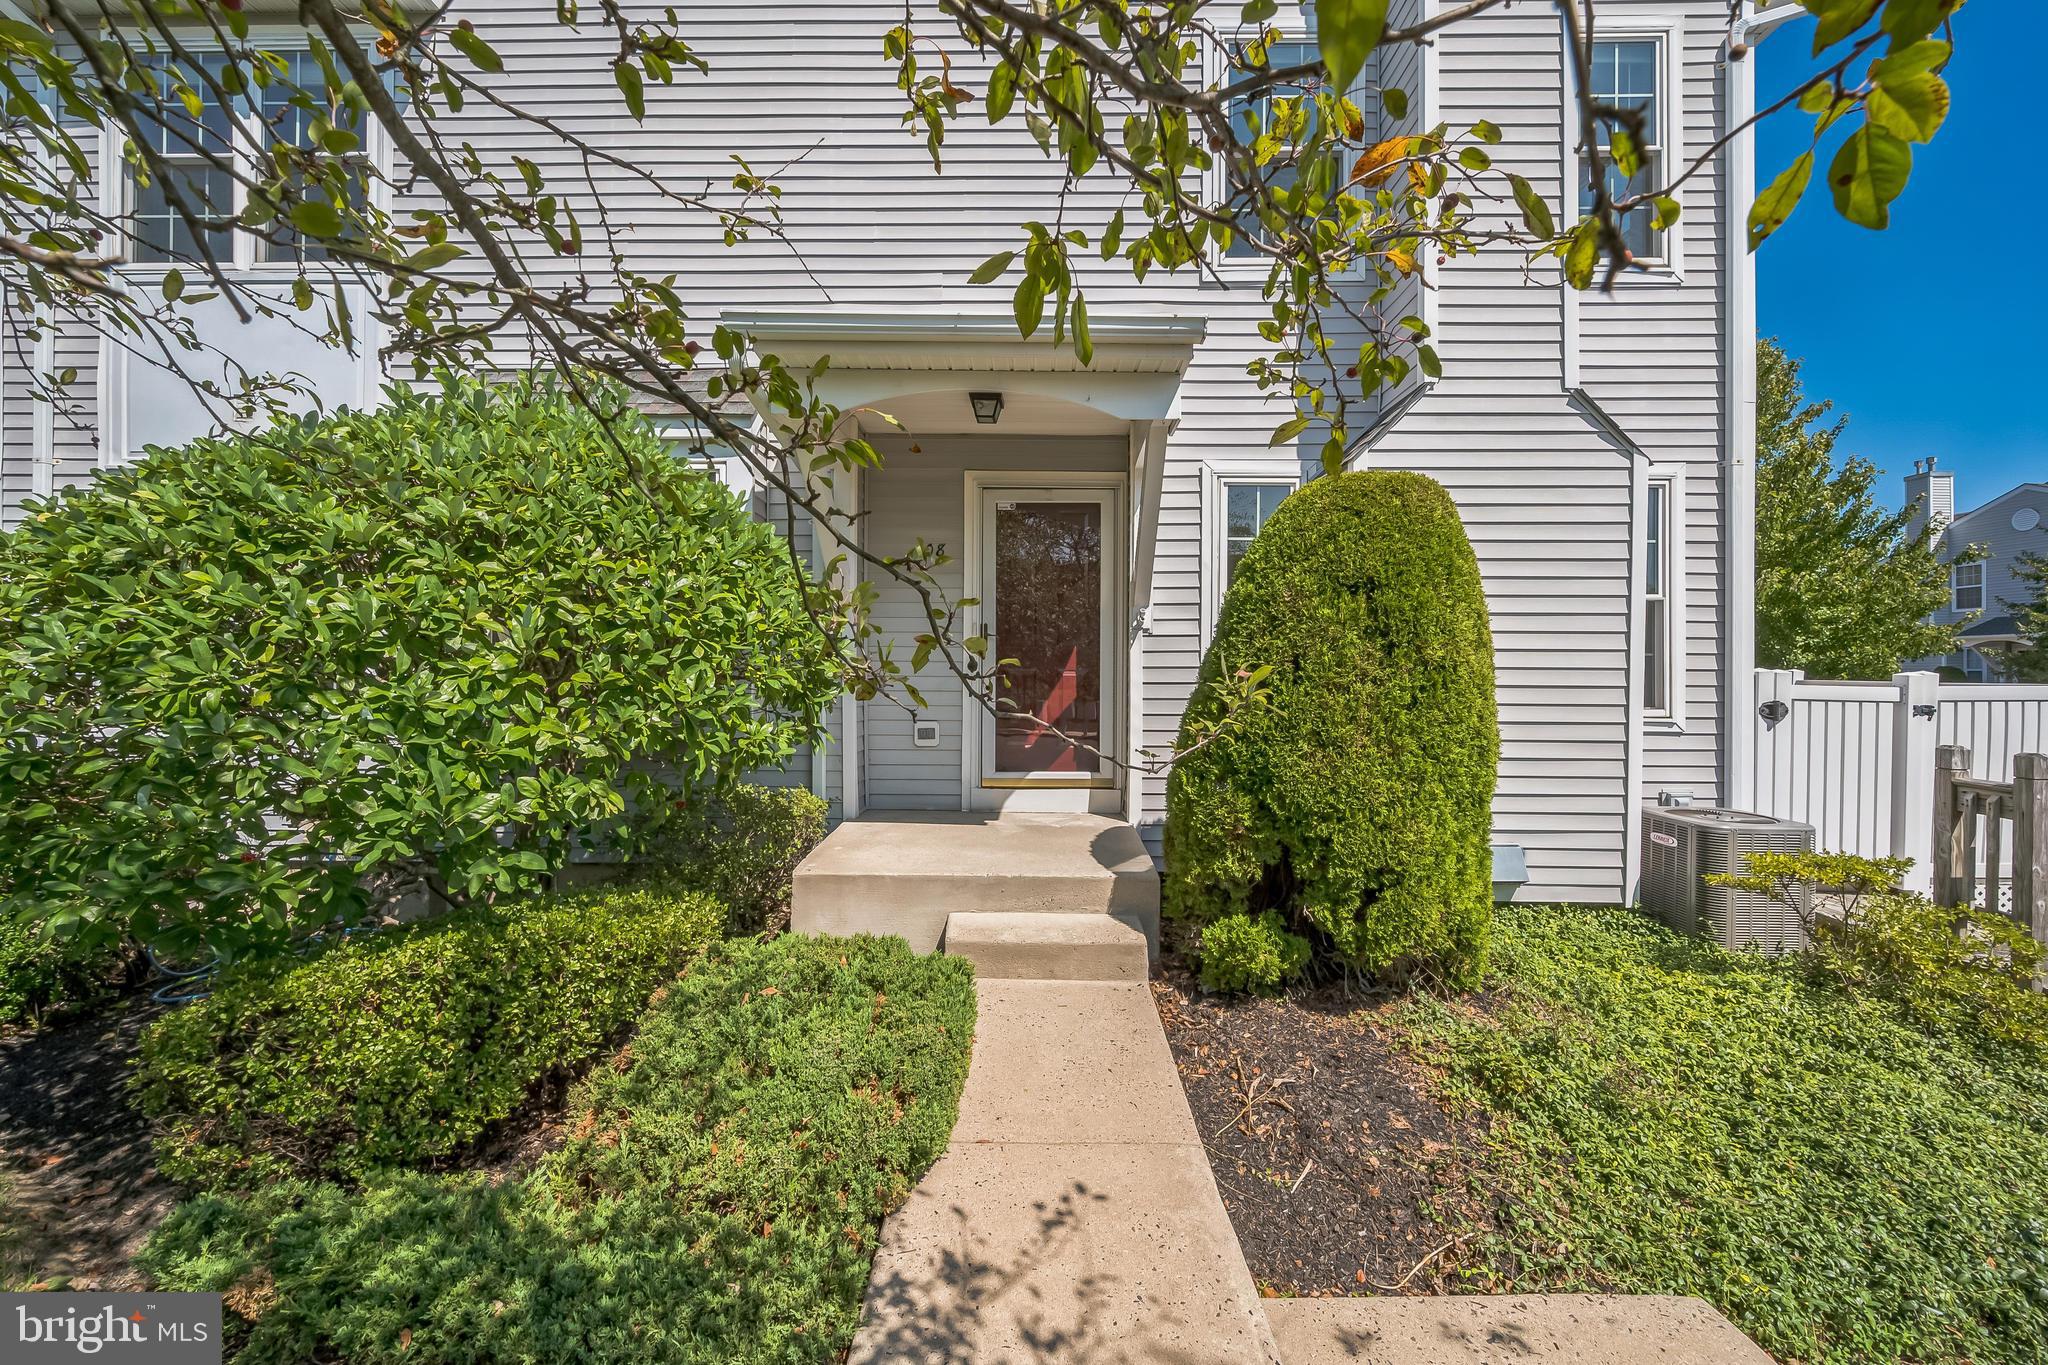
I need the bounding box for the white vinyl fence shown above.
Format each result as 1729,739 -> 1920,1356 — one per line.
1750,670 -> 2048,893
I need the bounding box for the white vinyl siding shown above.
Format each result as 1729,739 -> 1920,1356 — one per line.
0,0 -> 1742,905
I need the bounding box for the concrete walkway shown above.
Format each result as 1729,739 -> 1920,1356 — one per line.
849,978 -> 1283,1364
1265,1295 -> 1774,1364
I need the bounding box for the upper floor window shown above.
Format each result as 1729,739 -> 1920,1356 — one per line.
1952,560 -> 1984,612
1643,475 -> 1673,715
1222,39 -> 1321,260
1204,468 -> 1298,640
1581,38 -> 1664,263
130,60 -> 235,262
127,50 -> 368,268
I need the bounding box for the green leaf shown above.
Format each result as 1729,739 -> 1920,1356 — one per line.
1507,173 -> 1555,239
1268,414 -> 1311,447
1458,146 -> 1491,173
1651,196 -> 1682,231
1866,69 -> 1949,143
406,242 -> 467,272
1828,124 -> 1911,229
290,199 -> 342,238
1609,126 -> 1640,179
1803,0 -> 1883,52
987,59 -> 1016,121
1319,0 -> 1392,92
1471,119 -> 1503,145
161,269 -> 184,303
1073,295 -> 1092,366
1382,87 -> 1409,121
1013,271 -> 1046,338
614,61 -> 645,121
1416,344 -> 1442,380
449,25 -> 505,74
1563,220 -> 1598,289
968,250 -> 1015,285
1748,151 -> 1813,249
1880,0 -> 1960,42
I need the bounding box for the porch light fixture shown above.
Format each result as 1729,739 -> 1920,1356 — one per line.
969,391 -> 1004,425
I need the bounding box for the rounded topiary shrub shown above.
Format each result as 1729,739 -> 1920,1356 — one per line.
1164,469 -> 1498,987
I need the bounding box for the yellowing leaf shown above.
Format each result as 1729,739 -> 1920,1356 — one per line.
1348,136 -> 1409,188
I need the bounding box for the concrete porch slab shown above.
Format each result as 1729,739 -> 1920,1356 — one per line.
1262,1294 -> 1774,1365
791,810 -> 1160,956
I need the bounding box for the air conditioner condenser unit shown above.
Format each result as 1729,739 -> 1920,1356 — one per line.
1641,806 -> 1815,955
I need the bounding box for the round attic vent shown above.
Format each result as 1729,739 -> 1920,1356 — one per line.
2016,507 -> 2043,532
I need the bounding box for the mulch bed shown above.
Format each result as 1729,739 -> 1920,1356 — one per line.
0,993 -> 175,1289
1152,956 -> 1508,1298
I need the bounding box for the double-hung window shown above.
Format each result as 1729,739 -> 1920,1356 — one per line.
126,49 -> 369,268
1204,468 -> 1297,639
1220,39 -> 1321,260
129,59 -> 236,263
1643,476 -> 1672,715
1952,560 -> 1984,612
1581,37 -> 1665,263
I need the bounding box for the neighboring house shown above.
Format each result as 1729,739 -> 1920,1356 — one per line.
1903,458 -> 2046,681
0,0 -> 1766,906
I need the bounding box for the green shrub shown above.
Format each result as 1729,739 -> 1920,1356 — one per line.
0,372 -> 836,961
1712,848 -> 2048,1052
1165,470 -> 1498,987
139,934 -> 978,1365
1398,903 -> 2048,1364
626,783 -> 828,933
0,914 -> 134,1028
133,884 -> 722,1189
1197,911 -> 1310,993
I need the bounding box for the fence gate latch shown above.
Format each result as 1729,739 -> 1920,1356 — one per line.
1757,699 -> 1790,723
1913,703 -> 1937,719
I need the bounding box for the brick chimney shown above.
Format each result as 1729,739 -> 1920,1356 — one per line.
1904,455 -> 1954,545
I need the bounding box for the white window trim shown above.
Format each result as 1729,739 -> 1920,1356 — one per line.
1562,9 -> 1687,283
104,24 -> 391,281
1952,560 -> 1984,612
1642,462 -> 1686,730
1201,461 -> 1302,642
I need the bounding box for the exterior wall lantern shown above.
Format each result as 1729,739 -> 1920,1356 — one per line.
969,392 -> 1004,425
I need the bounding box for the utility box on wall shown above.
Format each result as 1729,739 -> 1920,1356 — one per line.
1641,806 -> 1815,955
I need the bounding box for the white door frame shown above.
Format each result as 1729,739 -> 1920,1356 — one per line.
961,470 -> 1126,814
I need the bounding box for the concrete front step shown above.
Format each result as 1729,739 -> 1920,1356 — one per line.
791,810 -> 1160,956
942,910 -> 1150,981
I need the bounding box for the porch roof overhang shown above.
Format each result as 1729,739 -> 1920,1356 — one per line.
720,307 -> 1205,424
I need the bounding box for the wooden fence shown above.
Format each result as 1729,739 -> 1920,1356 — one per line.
1931,746 -> 2047,942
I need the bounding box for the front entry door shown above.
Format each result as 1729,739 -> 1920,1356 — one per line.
972,484 -> 1119,810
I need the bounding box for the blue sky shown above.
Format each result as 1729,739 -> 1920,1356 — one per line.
1755,5 -> 2044,518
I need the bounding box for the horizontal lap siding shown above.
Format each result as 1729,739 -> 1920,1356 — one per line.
1576,10 -> 1731,807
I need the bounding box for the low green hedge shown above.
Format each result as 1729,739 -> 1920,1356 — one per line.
134,884 -> 723,1189
139,934 -> 978,1364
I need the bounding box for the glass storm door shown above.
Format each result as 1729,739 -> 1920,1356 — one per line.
979,489 -> 1115,784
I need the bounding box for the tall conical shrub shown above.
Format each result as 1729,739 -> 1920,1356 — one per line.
1164,469 -> 1498,987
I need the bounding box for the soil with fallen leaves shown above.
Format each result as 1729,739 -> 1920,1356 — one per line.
0,994 -> 174,1290
1152,958 -> 1508,1298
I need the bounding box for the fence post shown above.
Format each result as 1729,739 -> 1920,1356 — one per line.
2015,753 -> 2048,946
1933,744 -> 1970,908
1752,668 -> 1801,815
1890,671 -> 1940,894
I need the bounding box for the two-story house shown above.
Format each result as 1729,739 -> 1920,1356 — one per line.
1904,457 -> 2046,680
0,0 -> 1768,907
